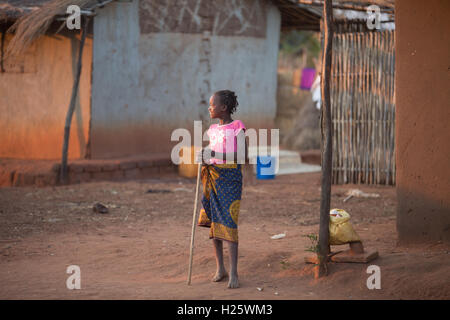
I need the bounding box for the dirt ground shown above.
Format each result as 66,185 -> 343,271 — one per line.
0,171 -> 449,300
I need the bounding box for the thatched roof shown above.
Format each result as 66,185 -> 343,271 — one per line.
3,0 -> 321,55
0,1 -> 55,22
1,0 -> 395,25
0,0 -> 105,21
4,0 -> 110,57
3,0 -> 395,56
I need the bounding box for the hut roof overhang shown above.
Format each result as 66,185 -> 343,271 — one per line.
2,0 -> 394,28
0,0 -> 111,23
0,1 -> 44,22
1,0 -> 322,30
274,0 -> 395,31
1,0 -> 395,56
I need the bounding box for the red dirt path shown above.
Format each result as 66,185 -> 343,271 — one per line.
0,172 -> 449,299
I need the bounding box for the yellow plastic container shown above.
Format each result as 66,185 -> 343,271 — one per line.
329,209 -> 361,245
178,146 -> 201,178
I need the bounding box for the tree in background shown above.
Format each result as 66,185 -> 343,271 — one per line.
276,30 -> 321,152
279,30 -> 320,68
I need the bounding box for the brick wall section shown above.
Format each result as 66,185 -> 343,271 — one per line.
0,155 -> 176,187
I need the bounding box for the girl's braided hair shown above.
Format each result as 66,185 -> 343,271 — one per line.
214,90 -> 239,115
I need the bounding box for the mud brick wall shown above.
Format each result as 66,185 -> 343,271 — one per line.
395,0 -> 450,243
1,158 -> 176,187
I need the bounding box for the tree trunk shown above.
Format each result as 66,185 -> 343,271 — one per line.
318,0 -> 333,278
60,17 -> 90,184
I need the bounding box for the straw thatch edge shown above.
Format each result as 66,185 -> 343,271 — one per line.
5,0 -> 102,58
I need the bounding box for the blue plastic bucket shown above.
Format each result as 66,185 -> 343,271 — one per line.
256,156 -> 276,180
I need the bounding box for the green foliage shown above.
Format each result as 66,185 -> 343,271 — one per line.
304,233 -> 319,254
280,260 -> 290,270
279,30 -> 321,65
304,233 -> 327,272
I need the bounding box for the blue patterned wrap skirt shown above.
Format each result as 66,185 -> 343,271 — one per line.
197,163 -> 243,243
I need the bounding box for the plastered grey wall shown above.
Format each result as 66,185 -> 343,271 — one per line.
91,0 -> 280,158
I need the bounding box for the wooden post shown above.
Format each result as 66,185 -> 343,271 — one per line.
60,17 -> 90,184
318,0 -> 333,278
1,30 -> 5,73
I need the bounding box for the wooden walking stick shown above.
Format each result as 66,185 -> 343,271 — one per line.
187,162 -> 202,285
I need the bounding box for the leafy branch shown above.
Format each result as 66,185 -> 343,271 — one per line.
304,233 -> 328,274
304,233 -> 319,254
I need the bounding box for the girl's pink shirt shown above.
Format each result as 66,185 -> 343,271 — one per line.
207,120 -> 246,164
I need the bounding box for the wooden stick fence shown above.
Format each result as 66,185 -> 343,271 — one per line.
331,29 -> 396,185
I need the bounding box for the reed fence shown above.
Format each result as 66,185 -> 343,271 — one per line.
331,30 -> 396,185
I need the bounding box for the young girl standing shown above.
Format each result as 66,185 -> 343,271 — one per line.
196,90 -> 248,289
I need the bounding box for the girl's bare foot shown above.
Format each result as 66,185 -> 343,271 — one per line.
227,273 -> 239,288
212,269 -> 227,282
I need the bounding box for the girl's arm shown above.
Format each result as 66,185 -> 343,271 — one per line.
211,131 -> 248,164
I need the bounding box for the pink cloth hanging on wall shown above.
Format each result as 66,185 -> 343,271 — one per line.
300,68 -> 316,90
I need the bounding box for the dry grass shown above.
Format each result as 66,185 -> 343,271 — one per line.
5,0 -> 93,58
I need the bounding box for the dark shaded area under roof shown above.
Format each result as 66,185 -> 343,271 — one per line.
273,0 -> 322,31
